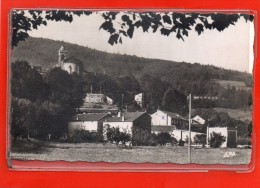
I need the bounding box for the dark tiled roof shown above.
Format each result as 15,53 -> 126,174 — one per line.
71,113 -> 108,121
63,57 -> 83,66
160,110 -> 188,121
104,112 -> 146,122
152,125 -> 205,134
151,126 -> 175,132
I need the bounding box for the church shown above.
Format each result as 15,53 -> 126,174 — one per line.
56,45 -> 83,75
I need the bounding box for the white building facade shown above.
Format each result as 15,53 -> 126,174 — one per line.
207,127 -> 237,148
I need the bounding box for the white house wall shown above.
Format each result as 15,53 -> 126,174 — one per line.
106,96 -> 113,105
172,130 -> 204,142
134,93 -> 144,107
103,122 -> 133,135
61,62 -> 80,74
151,110 -> 171,126
68,121 -> 98,135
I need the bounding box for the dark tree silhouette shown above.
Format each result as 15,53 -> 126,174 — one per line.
12,10 -> 253,48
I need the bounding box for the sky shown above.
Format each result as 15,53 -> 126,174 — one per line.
28,11 -> 255,73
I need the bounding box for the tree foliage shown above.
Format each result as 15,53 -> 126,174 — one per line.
193,134 -> 206,147
106,127 -> 131,147
11,98 -> 35,142
132,128 -> 151,146
11,60 -> 47,101
209,132 -> 226,148
68,129 -> 99,143
12,10 -> 253,48
156,132 -> 175,146
11,60 -> 84,140
161,87 -> 187,114
132,128 -> 177,146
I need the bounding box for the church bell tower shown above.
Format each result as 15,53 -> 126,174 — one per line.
58,45 -> 68,65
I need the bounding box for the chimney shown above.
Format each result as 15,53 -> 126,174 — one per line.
121,113 -> 125,121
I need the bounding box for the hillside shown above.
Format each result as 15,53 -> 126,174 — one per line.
214,108 -> 252,122
10,37 -> 253,94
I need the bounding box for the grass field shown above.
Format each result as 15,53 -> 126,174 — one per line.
10,140 -> 251,164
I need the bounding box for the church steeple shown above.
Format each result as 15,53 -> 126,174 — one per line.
58,45 -> 68,64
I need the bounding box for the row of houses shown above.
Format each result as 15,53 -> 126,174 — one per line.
68,111 -> 151,137
68,108 -> 209,144
68,109 -> 237,148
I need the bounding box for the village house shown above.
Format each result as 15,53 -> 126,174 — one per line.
193,96 -> 220,100
151,109 -> 189,129
77,92 -> 118,114
151,110 -> 206,142
134,93 -> 144,107
192,115 -> 206,125
191,115 -> 206,133
103,111 -> 151,136
68,113 -> 110,136
84,93 -> 114,105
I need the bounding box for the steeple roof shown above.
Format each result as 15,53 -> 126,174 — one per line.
59,45 -> 68,52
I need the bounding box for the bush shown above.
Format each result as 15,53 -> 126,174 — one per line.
178,139 -> 185,146
68,129 -> 99,143
132,128 -> 151,146
157,132 -> 173,146
193,134 -> 206,147
132,130 -> 177,146
147,133 -> 158,146
209,132 -> 226,148
106,127 -> 131,147
237,137 -> 252,145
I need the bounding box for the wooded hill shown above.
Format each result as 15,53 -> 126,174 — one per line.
11,37 -> 252,96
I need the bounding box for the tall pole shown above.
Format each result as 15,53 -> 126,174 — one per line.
188,93 -> 192,163
207,120 -> 209,147
121,93 -> 124,110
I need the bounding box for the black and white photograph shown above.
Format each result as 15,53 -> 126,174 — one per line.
9,10 -> 254,165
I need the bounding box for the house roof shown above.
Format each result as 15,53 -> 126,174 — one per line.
160,110 -> 188,121
59,45 -> 68,52
63,57 -> 83,66
135,93 -> 143,97
192,115 -> 206,125
104,112 -> 147,122
71,113 -> 108,121
151,126 -> 175,132
85,93 -> 114,101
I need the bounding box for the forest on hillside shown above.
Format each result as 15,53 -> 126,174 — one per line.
11,37 -> 253,95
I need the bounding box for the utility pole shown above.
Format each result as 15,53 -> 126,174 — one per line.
121,93 -> 124,110
188,93 -> 192,164
207,119 -> 210,147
